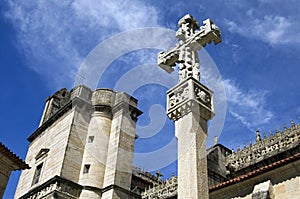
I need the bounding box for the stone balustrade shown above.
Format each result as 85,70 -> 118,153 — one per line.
141,175 -> 178,199
226,121 -> 300,172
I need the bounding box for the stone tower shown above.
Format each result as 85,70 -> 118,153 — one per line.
14,85 -> 142,199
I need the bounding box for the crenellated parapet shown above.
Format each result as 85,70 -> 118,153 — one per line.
141,175 -> 178,199
226,121 -> 300,173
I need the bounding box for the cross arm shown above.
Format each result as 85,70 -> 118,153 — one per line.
157,16 -> 221,74
192,19 -> 222,47
157,47 -> 179,73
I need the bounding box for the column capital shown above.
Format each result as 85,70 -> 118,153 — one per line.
167,77 -> 214,121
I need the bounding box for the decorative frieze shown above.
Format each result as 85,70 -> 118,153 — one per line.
167,77 -> 214,121
20,176 -> 82,199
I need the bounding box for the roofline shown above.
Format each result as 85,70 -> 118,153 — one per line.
0,142 -> 30,170
209,152 -> 300,192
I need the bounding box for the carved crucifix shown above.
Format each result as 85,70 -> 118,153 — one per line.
158,14 -> 221,82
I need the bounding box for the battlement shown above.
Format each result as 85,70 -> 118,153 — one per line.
226,121 -> 300,173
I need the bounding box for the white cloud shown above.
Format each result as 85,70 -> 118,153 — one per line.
224,79 -> 273,131
72,0 -> 158,31
3,0 -> 159,88
226,13 -> 299,45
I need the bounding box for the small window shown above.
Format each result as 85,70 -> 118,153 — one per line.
32,163 -> 43,185
88,136 -> 94,143
83,164 -> 90,174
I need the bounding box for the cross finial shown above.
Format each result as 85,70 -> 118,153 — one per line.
158,14 -> 221,82
156,170 -> 163,180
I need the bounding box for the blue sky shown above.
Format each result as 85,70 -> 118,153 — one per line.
1,0 -> 300,198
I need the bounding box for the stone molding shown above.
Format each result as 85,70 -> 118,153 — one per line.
19,176 -> 82,199
93,105 -> 113,119
101,184 -> 141,198
112,102 -> 143,122
27,97 -> 93,142
167,77 -> 214,121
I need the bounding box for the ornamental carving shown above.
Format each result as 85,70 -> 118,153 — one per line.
21,178 -> 81,199
141,175 -> 178,199
226,122 -> 300,172
157,14 -> 221,83
168,83 -> 189,109
194,84 -> 211,108
167,77 -> 214,121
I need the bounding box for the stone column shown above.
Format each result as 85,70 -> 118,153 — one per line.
79,89 -> 115,199
167,77 -> 214,199
101,93 -> 142,199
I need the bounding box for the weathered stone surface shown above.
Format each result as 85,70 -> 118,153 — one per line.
39,88 -> 72,126
102,99 -> 139,198
273,176 -> 300,199
176,110 -> 209,199
252,180 -> 274,199
167,77 -> 214,121
15,85 -> 142,199
15,110 -> 77,198
0,164 -> 12,198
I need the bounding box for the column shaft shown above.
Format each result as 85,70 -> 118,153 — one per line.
175,111 -> 208,199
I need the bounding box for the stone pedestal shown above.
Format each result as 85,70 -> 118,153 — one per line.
167,77 -> 214,199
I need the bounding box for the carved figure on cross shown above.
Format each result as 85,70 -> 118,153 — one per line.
158,14 -> 221,82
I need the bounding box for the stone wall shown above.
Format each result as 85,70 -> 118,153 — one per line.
0,161 -> 12,198
273,176 -> 300,199
210,157 -> 300,199
14,109 -> 77,198
226,176 -> 300,199
14,86 -> 142,199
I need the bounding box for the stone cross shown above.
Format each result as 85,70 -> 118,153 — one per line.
158,14 -> 221,82
156,170 -> 163,181
158,14 -> 221,199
